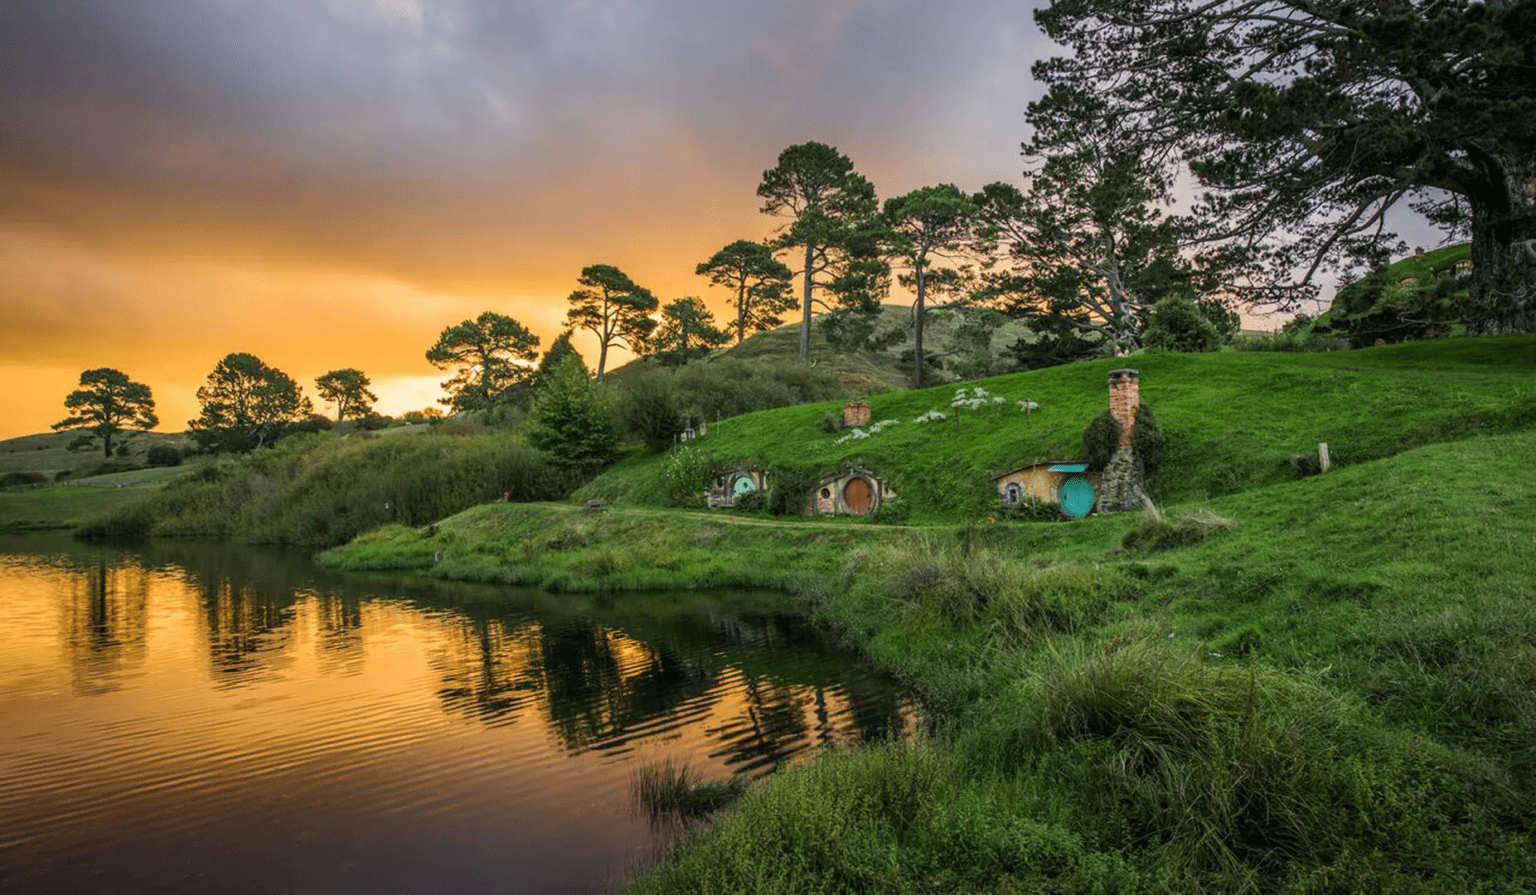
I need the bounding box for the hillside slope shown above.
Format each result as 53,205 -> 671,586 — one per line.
579,334 -> 1536,520
608,303 -> 1040,396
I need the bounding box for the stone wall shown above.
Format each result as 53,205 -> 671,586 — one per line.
1095,444 -> 1145,513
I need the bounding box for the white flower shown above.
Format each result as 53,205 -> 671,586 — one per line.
913,410 -> 946,423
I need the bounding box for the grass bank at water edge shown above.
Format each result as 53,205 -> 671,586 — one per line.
327,427 -> 1536,891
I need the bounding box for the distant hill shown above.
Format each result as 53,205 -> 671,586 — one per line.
0,429 -> 192,481
609,303 -> 1042,396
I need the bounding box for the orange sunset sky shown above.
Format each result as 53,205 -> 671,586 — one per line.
1,0 -> 1321,439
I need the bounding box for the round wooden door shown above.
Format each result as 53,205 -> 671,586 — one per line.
842,476 -> 874,515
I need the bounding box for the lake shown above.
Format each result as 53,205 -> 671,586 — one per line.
0,535 -> 916,894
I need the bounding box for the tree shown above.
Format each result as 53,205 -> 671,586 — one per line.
537,329 -> 587,382
695,239 -> 796,344
565,264 -> 658,382
1031,0 -> 1536,333
313,368 -> 377,422
884,185 -> 977,387
426,312 -> 540,413
757,142 -> 886,363
973,143 -> 1207,353
52,368 -> 158,458
188,353 -> 312,452
650,297 -> 730,364
525,355 -> 619,472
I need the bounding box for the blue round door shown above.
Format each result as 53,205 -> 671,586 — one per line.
732,475 -> 756,496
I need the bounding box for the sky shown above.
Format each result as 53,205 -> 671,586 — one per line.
0,0 -> 1329,439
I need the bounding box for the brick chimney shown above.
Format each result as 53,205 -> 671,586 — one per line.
1108,369 -> 1139,447
842,400 -> 871,428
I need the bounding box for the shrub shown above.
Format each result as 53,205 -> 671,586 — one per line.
1130,403 -> 1167,477
820,411 -> 840,433
1142,295 -> 1224,352
618,367 -> 685,453
661,445 -> 712,507
1290,451 -> 1322,477
1121,508 -> 1232,551
146,444 -> 182,467
1082,411 -> 1121,471
766,465 -> 820,516
1,471 -> 48,488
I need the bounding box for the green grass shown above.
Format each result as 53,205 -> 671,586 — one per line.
320,502 -> 913,592
0,429 -> 192,478
581,334 -> 1536,517
609,303 -> 1039,397
616,427 -> 1536,892
0,483 -> 161,531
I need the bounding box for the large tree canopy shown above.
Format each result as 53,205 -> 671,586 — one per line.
884,184 -> 977,388
1032,0 -> 1536,332
695,239 -> 795,345
426,312 -> 541,413
189,353 -> 312,452
314,368 -> 377,422
973,148 -> 1205,353
565,264 -> 658,381
52,368 -> 158,458
650,296 -> 730,363
757,142 -> 886,363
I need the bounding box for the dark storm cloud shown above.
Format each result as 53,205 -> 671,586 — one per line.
0,0 -> 1055,437
2,0 -> 1047,194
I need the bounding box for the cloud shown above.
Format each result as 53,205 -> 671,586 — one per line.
0,0 -> 1056,437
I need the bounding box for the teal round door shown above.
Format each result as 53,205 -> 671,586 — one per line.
731,475 -> 757,496
1057,475 -> 1095,519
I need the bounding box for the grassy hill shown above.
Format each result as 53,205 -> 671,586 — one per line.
322,333 -> 1536,892
609,303 -> 1040,397
579,333 -> 1536,520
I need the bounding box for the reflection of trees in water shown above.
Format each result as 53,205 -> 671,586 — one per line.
839,677 -> 913,745
432,617 -> 543,727
314,590 -> 365,676
707,676 -> 814,776
539,622 -> 719,754
201,578 -> 294,684
63,558 -> 150,695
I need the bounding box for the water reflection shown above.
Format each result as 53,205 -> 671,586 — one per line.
62,558 -> 149,695
0,534 -> 917,895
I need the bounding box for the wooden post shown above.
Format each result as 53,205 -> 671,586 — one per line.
1318,442 -> 1330,473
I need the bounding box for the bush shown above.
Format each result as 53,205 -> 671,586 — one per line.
1,471 -> 48,488
1082,411 -> 1121,471
766,465 -> 820,516
1142,295 -> 1224,352
1130,403 -> 1167,477
618,367 -> 685,453
146,445 -> 183,467
78,432 -> 569,547
660,444 -> 712,507
1121,508 -> 1232,551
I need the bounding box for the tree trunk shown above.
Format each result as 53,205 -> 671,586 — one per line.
737,281 -> 748,345
596,340 -> 609,382
913,262 -> 926,389
800,243 -> 815,364
1466,159 -> 1536,335
102,431 -> 113,458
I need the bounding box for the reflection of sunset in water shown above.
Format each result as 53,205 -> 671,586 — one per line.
0,537 -> 915,894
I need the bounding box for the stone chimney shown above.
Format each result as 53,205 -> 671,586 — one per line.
1108,369 -> 1139,446
842,400 -> 871,428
